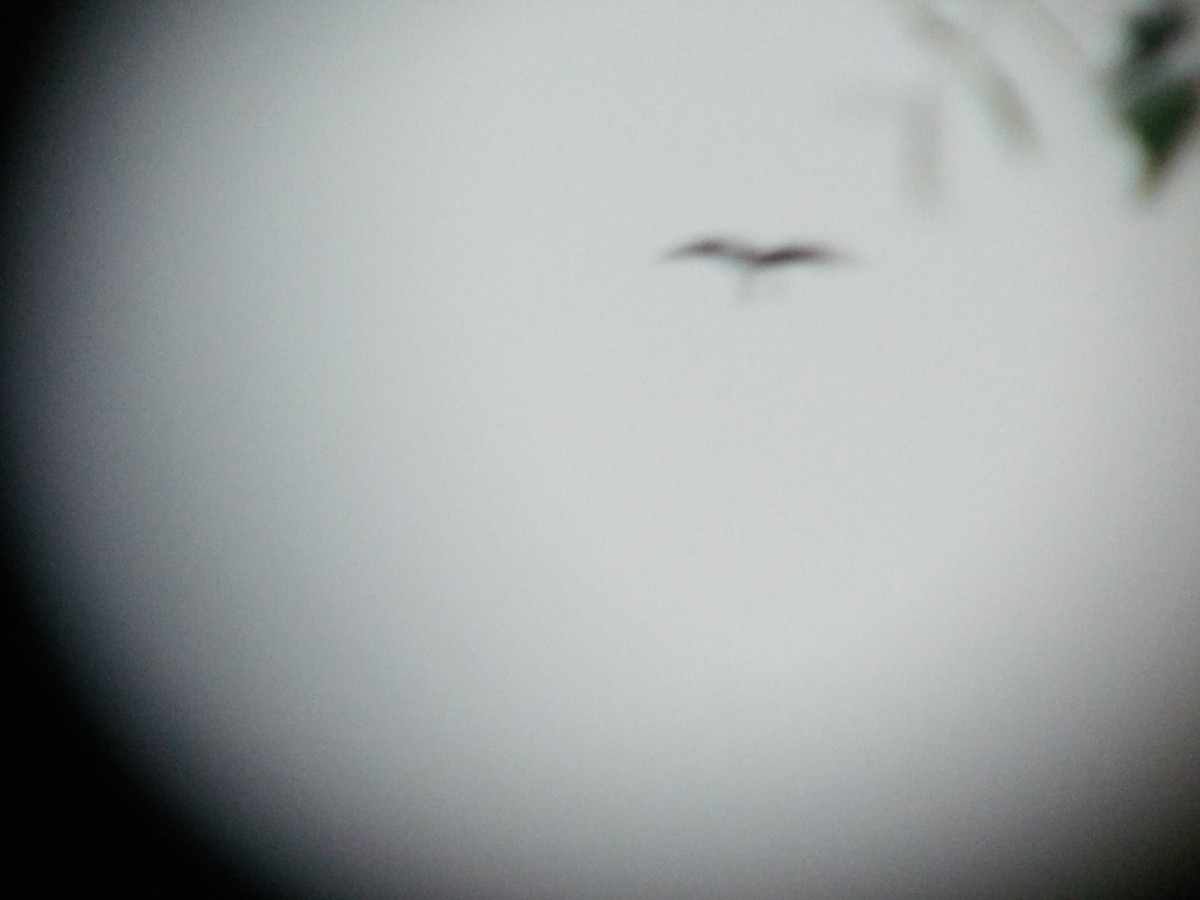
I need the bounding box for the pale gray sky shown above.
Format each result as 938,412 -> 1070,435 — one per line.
16,2 -> 1200,897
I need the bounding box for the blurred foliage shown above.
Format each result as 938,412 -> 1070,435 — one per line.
888,0 -> 1200,199
881,0 -> 1038,204
903,1 -> 1037,151
1125,0 -> 1192,65
1109,0 -> 1199,192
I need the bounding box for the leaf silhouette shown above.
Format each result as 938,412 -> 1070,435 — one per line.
901,0 -> 1037,152
1109,1 -> 1200,191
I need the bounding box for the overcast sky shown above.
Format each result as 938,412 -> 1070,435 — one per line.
13,2 -> 1200,897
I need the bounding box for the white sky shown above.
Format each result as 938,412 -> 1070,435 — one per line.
17,1 -> 1200,897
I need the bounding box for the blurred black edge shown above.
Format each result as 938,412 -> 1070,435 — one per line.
1,3 -> 286,897
2,3 -> 1200,899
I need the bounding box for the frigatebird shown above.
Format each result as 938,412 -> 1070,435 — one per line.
662,238 -> 849,268
662,237 -> 852,296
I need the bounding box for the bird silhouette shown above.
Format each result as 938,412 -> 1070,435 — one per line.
662,237 -> 853,299
663,238 -> 850,268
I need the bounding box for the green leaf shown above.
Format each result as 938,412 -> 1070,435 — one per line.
1122,76 -> 1200,188
1123,2 -> 1192,67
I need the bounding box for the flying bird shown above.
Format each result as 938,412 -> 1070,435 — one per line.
662,237 -> 854,298
662,238 -> 851,269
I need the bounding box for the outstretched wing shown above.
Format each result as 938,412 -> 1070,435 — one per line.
662,238 -> 756,264
756,244 -> 849,265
